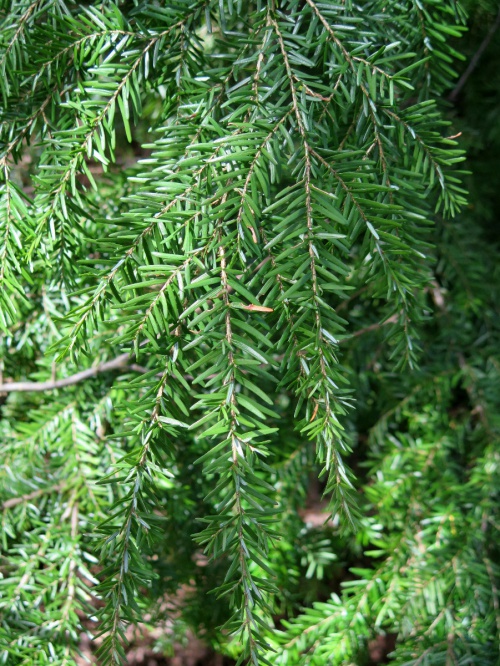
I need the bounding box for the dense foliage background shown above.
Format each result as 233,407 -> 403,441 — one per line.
0,1 -> 499,665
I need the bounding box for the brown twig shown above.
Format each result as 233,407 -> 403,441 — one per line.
448,6 -> 500,103
1,484 -> 64,511
0,353 -> 135,393
345,313 -> 398,340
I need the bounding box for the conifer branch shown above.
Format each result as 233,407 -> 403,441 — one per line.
0,2 -> 479,664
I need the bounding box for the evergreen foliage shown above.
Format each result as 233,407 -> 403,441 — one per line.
0,1 -> 498,665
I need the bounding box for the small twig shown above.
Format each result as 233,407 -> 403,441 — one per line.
342,313 -> 398,341
2,484 -> 64,511
0,353 -> 135,393
448,6 -> 500,102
